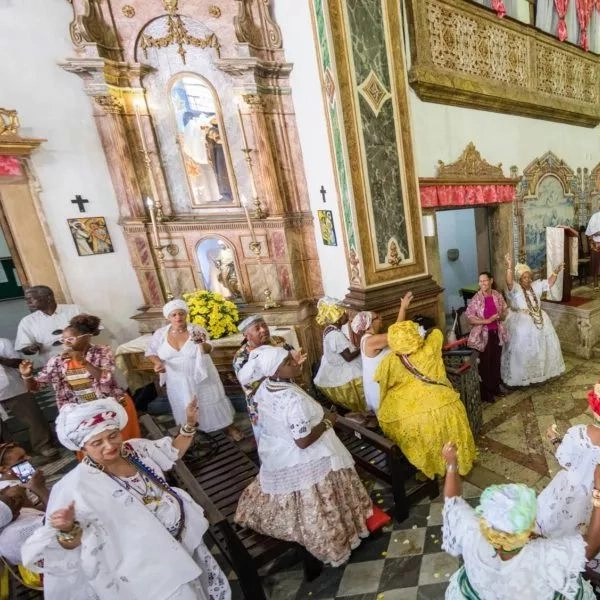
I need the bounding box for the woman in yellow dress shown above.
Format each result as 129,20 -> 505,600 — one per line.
374,299 -> 476,479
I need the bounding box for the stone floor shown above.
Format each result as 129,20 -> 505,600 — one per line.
230,353 -> 598,599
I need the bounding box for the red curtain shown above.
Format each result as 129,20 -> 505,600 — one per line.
491,0 -> 507,18
575,0 -> 593,50
555,0 -> 570,41
420,184 -> 515,208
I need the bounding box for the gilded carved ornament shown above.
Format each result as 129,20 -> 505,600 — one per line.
93,93 -> 125,114
208,5 -> 222,18
0,109 -> 19,137
122,5 -> 135,18
234,0 -> 282,52
140,0 -> 221,65
68,0 -> 119,57
436,143 -> 506,182
357,70 -> 391,117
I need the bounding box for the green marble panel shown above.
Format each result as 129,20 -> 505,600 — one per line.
346,0 -> 409,265
312,0 -> 358,254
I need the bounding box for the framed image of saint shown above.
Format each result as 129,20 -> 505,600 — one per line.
317,210 -> 338,246
67,217 -> 114,256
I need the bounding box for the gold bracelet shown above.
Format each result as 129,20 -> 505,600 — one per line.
446,463 -> 457,473
593,488 -> 600,500
322,418 -> 332,430
56,521 -> 82,543
592,498 -> 600,509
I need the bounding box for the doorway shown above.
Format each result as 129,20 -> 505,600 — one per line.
436,207 -> 492,320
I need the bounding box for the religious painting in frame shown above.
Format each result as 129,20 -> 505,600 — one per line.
169,74 -> 238,207
515,152 -> 579,275
311,0 -> 427,286
317,210 -> 338,246
67,217 -> 114,256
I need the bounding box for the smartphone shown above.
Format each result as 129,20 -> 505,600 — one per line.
10,460 -> 35,483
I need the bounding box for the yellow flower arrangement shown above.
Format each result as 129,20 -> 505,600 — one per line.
182,290 -> 239,340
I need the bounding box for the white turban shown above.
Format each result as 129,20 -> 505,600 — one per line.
351,311 -> 374,334
476,483 -> 537,534
237,345 -> 289,387
0,500 -> 13,529
163,299 -> 189,319
56,398 -> 128,451
238,314 -> 265,333
514,263 -> 532,282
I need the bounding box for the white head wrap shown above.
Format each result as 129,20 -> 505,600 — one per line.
238,314 -> 266,333
514,263 -> 532,282
351,311 -> 374,334
0,480 -> 20,491
237,345 -> 289,387
0,500 -> 13,529
476,483 -> 537,534
56,398 -> 128,451
162,299 -> 189,319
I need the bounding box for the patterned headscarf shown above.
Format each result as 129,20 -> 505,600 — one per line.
315,297 -> 346,327
350,311 -> 375,335
476,484 -> 537,551
237,345 -> 289,387
387,321 -> 424,355
55,398 -> 128,451
514,263 -> 532,282
162,299 -> 189,319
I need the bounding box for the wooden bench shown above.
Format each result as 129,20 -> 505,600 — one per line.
333,415 -> 439,522
140,415 -> 319,600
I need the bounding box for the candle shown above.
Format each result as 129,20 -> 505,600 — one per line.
146,196 -> 159,246
241,195 -> 258,244
134,100 -> 148,154
237,105 -> 249,151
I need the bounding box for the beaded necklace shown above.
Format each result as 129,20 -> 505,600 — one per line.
523,286 -> 544,329
84,443 -> 186,540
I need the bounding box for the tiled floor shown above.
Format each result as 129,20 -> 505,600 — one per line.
224,353 -> 600,599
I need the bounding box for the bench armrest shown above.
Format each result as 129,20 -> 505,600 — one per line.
335,416 -> 396,452
139,415 -> 225,526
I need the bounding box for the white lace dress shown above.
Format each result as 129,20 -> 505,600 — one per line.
500,281 -> 565,386
313,329 -> 362,389
536,425 -> 600,538
442,496 -> 594,599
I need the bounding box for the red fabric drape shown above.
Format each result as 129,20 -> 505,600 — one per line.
419,184 -> 515,208
575,0 -> 593,50
0,156 -> 21,177
491,0 -> 507,18
555,0 -> 570,41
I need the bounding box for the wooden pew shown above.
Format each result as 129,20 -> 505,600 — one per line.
140,415 -> 319,600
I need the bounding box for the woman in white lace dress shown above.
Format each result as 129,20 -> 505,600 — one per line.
313,297 -> 365,412
501,253 -> 565,387
536,384 -> 600,538
441,442 -> 600,599
235,345 -> 372,566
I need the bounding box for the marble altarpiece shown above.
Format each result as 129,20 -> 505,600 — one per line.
61,0 -> 326,367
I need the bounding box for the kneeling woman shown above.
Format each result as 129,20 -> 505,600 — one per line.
21,398 -> 230,600
375,316 -> 476,479
235,345 -> 372,566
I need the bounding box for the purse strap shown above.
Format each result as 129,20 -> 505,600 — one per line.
399,354 -> 451,388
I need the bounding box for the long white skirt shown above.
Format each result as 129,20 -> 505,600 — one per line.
500,310 -> 565,387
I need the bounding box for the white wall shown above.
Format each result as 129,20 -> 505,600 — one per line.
409,93 -> 600,178
0,0 -> 144,346
273,0 -> 351,299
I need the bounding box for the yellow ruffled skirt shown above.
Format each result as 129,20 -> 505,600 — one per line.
316,378 -> 366,412
377,382 -> 476,479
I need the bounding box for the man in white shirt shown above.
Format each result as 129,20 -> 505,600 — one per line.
15,286 -> 81,367
0,339 -> 56,458
585,211 -> 600,289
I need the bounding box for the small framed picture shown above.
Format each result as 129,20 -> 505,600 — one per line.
317,210 -> 337,246
67,217 -> 114,256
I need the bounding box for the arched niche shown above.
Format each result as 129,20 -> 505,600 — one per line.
195,236 -> 243,301
168,73 -> 238,207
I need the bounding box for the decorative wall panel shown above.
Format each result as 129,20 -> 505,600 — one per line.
405,0 -> 600,127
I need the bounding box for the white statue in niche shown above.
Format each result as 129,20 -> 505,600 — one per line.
197,238 -> 242,300
170,75 -> 235,205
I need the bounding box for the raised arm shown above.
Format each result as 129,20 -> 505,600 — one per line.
442,442 -> 462,499
505,253 -> 514,291
172,398 -> 199,457
547,262 -> 565,289
396,291 -> 413,323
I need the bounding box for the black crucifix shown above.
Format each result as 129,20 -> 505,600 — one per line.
320,185 -> 327,203
71,195 -> 89,213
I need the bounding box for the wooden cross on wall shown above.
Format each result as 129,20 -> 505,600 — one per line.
320,186 -> 327,203
71,195 -> 89,212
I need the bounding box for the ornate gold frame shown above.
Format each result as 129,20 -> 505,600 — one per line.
326,0 -> 426,286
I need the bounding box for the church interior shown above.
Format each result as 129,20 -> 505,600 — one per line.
4,0 -> 600,599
